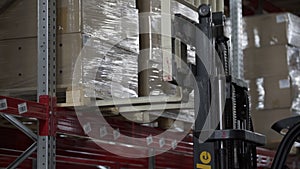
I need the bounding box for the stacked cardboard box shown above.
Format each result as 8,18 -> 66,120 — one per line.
0,0 -> 198,100
0,0 -> 140,99
243,13 -> 300,147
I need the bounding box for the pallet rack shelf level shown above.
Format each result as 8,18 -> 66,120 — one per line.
0,95 -> 54,169
0,0 -> 57,168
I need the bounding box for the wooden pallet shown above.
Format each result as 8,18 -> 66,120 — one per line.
0,86 -> 194,128
60,87 -> 194,126
0,86 -> 70,103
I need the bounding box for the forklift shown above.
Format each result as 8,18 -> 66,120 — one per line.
171,4 -> 300,169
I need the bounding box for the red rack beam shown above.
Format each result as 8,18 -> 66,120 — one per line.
0,95 -> 49,120
0,96 -> 299,168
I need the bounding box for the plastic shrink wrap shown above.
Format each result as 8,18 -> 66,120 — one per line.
287,46 -> 300,114
243,13 -> 300,49
243,13 -> 300,114
248,75 -> 292,110
0,0 -> 139,100
0,0 -> 198,100
245,45 -> 300,115
79,0 -> 139,99
81,0 -> 199,99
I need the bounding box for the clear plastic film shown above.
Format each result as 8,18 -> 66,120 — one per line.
81,0 -> 196,99
243,13 -> 300,49
0,0 -> 196,102
246,45 -> 300,113
82,0 -> 139,53
256,78 -> 265,110
287,46 -> 300,114
245,45 -> 300,112
0,0 -> 140,100
249,75 -> 292,110
81,37 -> 139,99
79,0 -> 139,99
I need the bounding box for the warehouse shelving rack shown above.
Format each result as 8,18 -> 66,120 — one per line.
0,95 -> 55,168
0,0 -> 299,169
0,0 -> 57,168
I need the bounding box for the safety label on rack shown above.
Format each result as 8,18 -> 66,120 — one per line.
100,126 -> 107,138
0,99 -> 7,111
159,138 -> 165,148
113,129 -> 120,140
18,103 -> 27,114
83,123 -> 92,134
171,140 -> 178,150
146,135 -> 153,145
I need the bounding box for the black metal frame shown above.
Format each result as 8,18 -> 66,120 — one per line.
271,116 -> 300,169
173,4 -> 265,169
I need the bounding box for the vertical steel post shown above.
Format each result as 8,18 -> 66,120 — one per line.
230,0 -> 244,79
148,148 -> 156,169
37,0 -> 56,168
137,0 -> 151,96
38,0 -> 49,98
48,0 -> 57,99
136,1 -> 156,168
48,1 -> 57,167
161,0 -> 173,81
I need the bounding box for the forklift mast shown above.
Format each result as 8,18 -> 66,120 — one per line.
192,5 -> 266,169
172,4 -> 266,169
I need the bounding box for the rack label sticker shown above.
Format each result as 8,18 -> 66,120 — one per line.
276,14 -> 287,23
100,126 -> 107,138
0,99 -> 7,111
83,123 -> 92,134
279,79 -> 290,89
146,135 -> 153,145
159,138 -> 165,148
113,129 -> 120,140
18,103 -> 28,114
171,140 -> 177,150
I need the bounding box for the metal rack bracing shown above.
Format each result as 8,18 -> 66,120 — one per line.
0,0 -> 57,168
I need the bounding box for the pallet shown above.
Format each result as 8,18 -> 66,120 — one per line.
63,87 -> 193,116
0,86 -> 70,103
0,87 -> 194,129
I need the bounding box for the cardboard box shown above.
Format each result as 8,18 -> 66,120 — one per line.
244,45 -> 294,79
0,33 -> 140,99
252,108 -> 292,148
249,75 -> 292,110
0,0 -> 138,44
244,13 -> 300,49
0,0 -> 81,39
0,33 -> 82,89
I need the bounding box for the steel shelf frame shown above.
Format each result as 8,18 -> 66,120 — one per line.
0,0 -> 57,168
37,0 -> 57,168
0,116 -> 298,169
0,0 -> 295,168
0,95 -> 54,169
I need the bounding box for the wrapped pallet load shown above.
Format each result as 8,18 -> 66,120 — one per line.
0,0 -> 197,101
0,0 -> 139,100
243,13 -> 300,148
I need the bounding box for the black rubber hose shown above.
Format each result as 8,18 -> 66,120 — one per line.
271,122 -> 300,169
